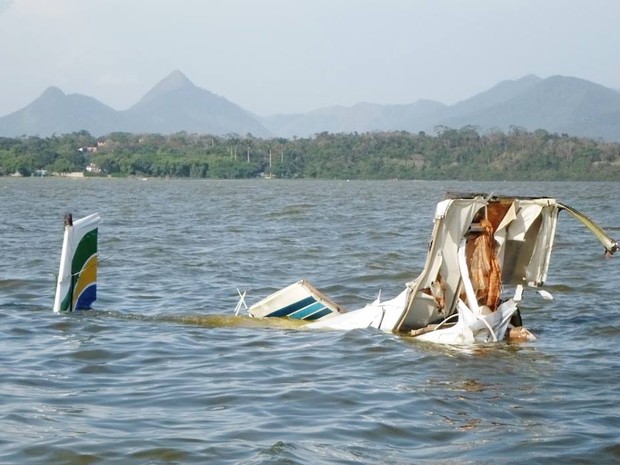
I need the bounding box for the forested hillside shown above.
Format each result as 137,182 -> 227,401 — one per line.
1,128 -> 619,181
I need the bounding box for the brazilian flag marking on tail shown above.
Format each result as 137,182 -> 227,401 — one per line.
53,213 -> 101,313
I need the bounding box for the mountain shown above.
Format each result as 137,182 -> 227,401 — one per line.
441,74 -> 543,120
0,71 -> 271,137
440,75 -> 620,138
0,72 -> 619,140
260,99 -> 446,138
122,71 -> 271,136
0,87 -> 119,137
260,75 -> 620,141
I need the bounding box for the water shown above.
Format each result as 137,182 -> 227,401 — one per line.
1,178 -> 619,464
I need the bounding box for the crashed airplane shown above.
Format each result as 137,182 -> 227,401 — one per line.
55,193 -> 617,345
240,193 -> 617,344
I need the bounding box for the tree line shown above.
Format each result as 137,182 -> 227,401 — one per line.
1,127 -> 619,180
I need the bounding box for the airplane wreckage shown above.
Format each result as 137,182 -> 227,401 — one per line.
54,193 -> 618,345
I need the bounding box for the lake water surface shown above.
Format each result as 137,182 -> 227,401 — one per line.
1,178 -> 619,464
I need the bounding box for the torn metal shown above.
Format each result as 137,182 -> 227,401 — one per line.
240,193 -> 617,344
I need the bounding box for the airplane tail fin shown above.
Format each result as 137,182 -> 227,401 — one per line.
53,212 -> 100,313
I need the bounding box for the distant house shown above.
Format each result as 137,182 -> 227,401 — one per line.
86,163 -> 101,173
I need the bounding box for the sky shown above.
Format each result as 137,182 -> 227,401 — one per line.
1,0 -> 619,117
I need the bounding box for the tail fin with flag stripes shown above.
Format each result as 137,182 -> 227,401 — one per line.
53,212 -> 100,313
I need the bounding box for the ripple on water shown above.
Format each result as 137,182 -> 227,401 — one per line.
0,179 -> 619,464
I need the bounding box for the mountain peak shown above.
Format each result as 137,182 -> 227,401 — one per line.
516,74 -> 542,83
40,86 -> 66,100
132,70 -> 198,109
152,70 -> 196,93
